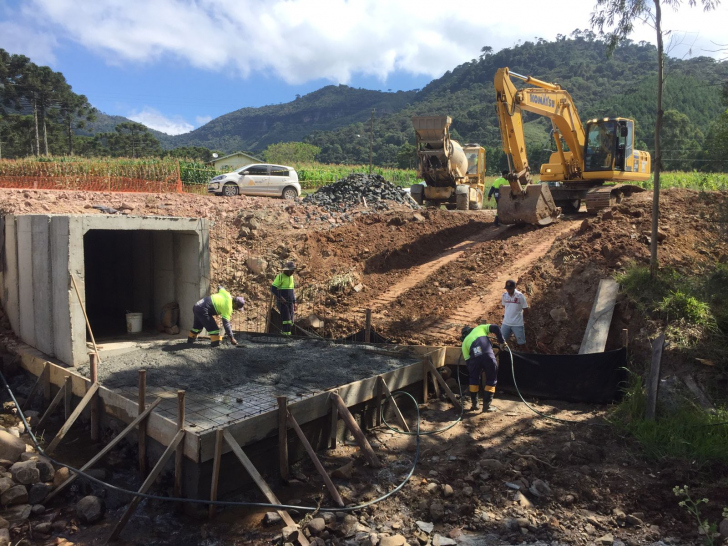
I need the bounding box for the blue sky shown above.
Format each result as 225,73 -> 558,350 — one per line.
1,0 -> 725,135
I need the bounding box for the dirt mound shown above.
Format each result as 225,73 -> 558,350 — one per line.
303,173 -> 417,212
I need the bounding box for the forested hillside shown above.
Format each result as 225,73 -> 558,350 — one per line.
301,31 -> 728,172
2,32 -> 727,172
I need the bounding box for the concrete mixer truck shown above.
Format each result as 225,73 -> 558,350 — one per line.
410,116 -> 486,210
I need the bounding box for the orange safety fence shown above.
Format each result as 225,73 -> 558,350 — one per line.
0,175 -> 183,194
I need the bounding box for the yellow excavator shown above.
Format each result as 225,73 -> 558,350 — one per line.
494,67 -> 651,225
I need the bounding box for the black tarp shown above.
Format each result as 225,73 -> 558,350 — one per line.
497,348 -> 628,404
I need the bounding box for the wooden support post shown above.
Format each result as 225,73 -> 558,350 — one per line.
42,360 -> 51,407
378,376 -> 410,432
277,396 -> 289,481
89,352 -> 99,442
70,273 -> 102,363
287,411 -> 344,507
646,332 -> 665,422
364,309 -> 372,343
63,375 -> 72,421
208,428 -> 224,520
46,383 -> 99,455
35,383 -> 68,430
106,428 -> 185,543
46,398 -> 162,503
425,358 -> 462,412
138,370 -> 147,476
174,390 -> 186,499
375,377 -> 383,427
330,393 -> 381,468
622,328 -> 629,352
222,429 -> 309,546
329,395 -> 338,450
422,359 -> 429,402
21,363 -> 47,413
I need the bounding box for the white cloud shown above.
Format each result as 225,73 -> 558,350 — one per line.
128,107 -> 193,135
0,21 -> 57,65
195,115 -> 212,126
5,0 -> 728,85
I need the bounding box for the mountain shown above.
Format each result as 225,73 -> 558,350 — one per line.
168,85 -> 417,152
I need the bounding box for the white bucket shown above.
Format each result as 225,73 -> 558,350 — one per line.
126,313 -> 143,334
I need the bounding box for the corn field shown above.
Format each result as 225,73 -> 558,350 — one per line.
295,163 -> 419,189
635,172 -> 728,191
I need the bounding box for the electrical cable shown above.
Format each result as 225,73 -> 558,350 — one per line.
0,367 -> 431,513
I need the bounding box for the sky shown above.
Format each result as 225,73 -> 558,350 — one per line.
1,0 -> 726,136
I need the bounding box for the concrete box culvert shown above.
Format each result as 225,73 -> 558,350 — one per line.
0,214 -> 210,367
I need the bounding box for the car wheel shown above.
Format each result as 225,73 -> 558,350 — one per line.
282,186 -> 298,200
222,183 -> 239,197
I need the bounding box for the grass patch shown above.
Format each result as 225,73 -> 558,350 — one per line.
612,374 -> 728,464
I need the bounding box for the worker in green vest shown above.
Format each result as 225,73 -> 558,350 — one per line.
461,323 -> 505,412
271,261 -> 297,336
188,286 -> 245,347
487,170 -> 508,227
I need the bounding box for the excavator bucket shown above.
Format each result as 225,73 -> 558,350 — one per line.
497,184 -> 561,226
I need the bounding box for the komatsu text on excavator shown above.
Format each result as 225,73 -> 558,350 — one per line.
494,67 -> 651,225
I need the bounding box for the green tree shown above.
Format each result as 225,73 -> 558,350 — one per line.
396,142 -> 416,169
660,109 -> 703,170
263,141 -> 321,164
58,89 -> 96,155
106,121 -> 162,157
591,0 -> 720,276
165,146 -> 214,162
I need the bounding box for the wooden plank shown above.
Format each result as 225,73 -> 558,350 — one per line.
42,360 -> 51,406
622,328 -> 629,351
374,377 -> 383,427
425,358 -> 462,412
646,333 -> 665,421
287,411 -> 344,507
70,273 -> 102,363
35,382 -> 67,430
422,360 -> 429,401
106,429 -> 185,543
208,428 -> 224,519
90,353 -> 99,442
330,393 -> 381,468
63,375 -> 72,421
683,375 -> 715,411
378,376 -> 410,433
174,390 -> 185,498
222,429 -> 309,546
138,370 -> 147,475
277,396 -> 289,481
579,278 -> 620,354
46,382 -> 100,455
45,398 -> 162,503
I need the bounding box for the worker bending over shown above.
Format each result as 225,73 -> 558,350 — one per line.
188,286 -> 245,347
461,324 -> 505,412
271,261 -> 297,336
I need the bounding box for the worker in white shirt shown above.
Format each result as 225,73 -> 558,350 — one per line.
500,279 -> 528,346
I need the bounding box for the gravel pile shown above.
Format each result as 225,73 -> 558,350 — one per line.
303,173 -> 418,212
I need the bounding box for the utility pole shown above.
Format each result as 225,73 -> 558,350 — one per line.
369,109 -> 374,174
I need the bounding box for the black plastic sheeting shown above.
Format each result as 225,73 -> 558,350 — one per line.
497,348 -> 628,404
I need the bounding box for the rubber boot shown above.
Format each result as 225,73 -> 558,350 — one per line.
482,392 -> 497,412
187,333 -> 198,344
210,334 -> 221,348
469,392 -> 479,411
494,215 -> 500,227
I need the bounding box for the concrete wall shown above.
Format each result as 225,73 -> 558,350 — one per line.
0,214 -> 210,367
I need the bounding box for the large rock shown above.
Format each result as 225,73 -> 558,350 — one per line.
76,495 -> 105,524
263,511 -> 282,526
0,485 -> 28,505
550,307 -> 569,322
9,461 -> 39,485
719,518 -> 728,539
245,257 -> 268,276
339,514 -> 358,537
27,483 -> 51,505
307,517 -> 325,536
430,501 -> 445,521
0,516 -> 8,529
0,478 -> 13,495
53,467 -> 70,487
0,432 -> 25,463
0,528 -> 8,546
0,504 -> 30,524
379,535 -> 406,546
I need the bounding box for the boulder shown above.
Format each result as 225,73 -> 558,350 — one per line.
429,501 -> 445,521
281,525 -> 298,542
550,307 -> 569,322
263,511 -> 282,526
245,257 -> 268,276
339,514 -> 358,537
433,535 -> 457,546
0,528 -> 8,546
0,517 -> 7,529
0,478 -> 13,495
53,467 -> 70,487
332,461 -> 354,479
0,485 -> 28,505
0,432 -> 25,463
307,517 -> 326,536
27,483 -> 51,505
33,521 -> 52,534
9,461 -> 40,485
0,504 -> 30,524
76,495 -> 105,524
719,518 -> 728,539
379,535 -> 406,546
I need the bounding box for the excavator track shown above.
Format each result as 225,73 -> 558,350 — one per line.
584,184 -> 645,213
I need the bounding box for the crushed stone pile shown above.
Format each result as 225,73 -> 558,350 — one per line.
303,173 -> 418,212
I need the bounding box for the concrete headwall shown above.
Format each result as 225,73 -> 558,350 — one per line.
1,214 -> 210,367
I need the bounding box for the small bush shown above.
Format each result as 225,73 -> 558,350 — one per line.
658,290 -> 716,328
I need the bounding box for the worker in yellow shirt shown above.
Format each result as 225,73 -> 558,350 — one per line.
271,261 -> 297,336
188,286 -> 245,347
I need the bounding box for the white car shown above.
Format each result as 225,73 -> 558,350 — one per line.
207,164 -> 301,199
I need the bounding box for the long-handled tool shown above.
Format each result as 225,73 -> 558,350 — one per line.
71,273 -> 102,363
